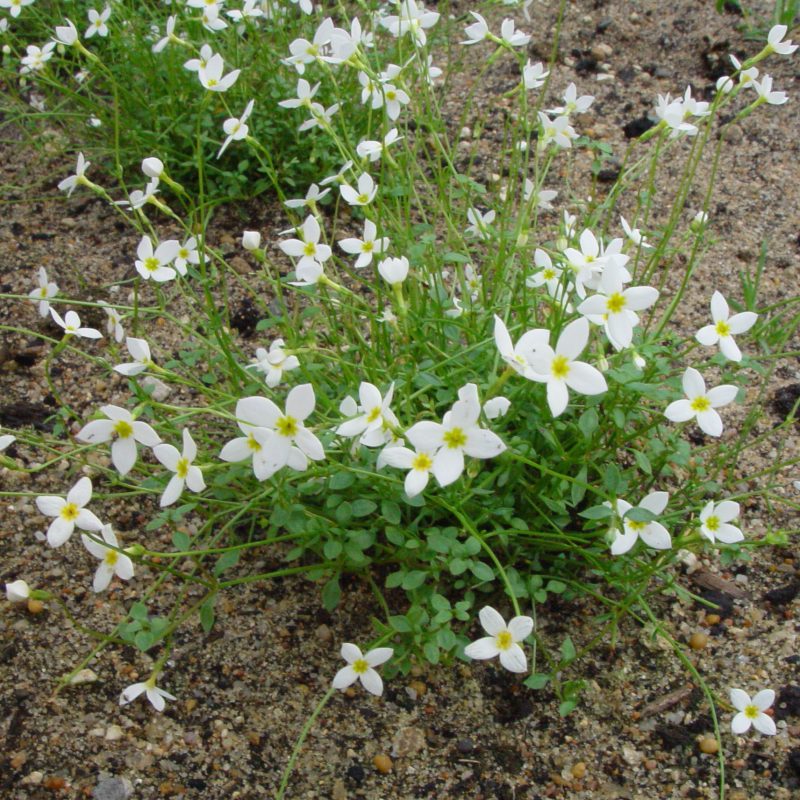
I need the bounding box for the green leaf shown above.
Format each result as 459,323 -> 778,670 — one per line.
335,501 -> 353,525
443,251 -> 470,264
624,506 -> 657,523
578,408 -> 598,440
470,561 -> 494,582
381,500 -> 401,525
402,570 -> 427,591
448,558 -> 468,576
385,570 -> 404,589
436,627 -> 457,650
130,602 -> 148,621
385,527 -> 404,546
323,539 -> 342,559
603,465 -> 622,493
571,466 -> 588,507
213,549 -> 240,577
545,580 -> 566,594
427,531 -> 451,553
423,640 -> 440,664
559,698 -> 579,717
524,673 -> 551,690
633,450 -> 653,475
134,630 -> 154,652
560,636 -> 577,664
579,504 -> 612,520
200,597 -> 216,633
389,615 -> 412,633
430,593 -> 451,612
352,499 -> 377,518
322,577 -> 341,612
172,530 -> 191,551
329,471 -> 355,490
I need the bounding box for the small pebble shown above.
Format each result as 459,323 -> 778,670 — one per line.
409,680 -> 427,697
457,738 -> 475,754
699,737 -> 719,754
571,762 -> 587,779
373,754 -> 393,774
705,614 -> 721,625
69,668 -> 99,685
689,632 -> 708,650
27,598 -> 44,614
645,759 -> 658,770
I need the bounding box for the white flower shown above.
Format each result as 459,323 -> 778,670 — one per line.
114,337 -> 152,377
284,183 -> 330,210
730,688 -> 776,735
6,579 -> 31,603
500,18 -> 529,47
483,397 -> 510,420
699,499 -> 743,544
36,476 -> 103,548
120,676 -> 176,712
664,367 -> 738,438
695,291 -> 757,362
378,256 -> 409,286
153,429 -> 205,507
218,99 -> 255,158
405,383 -> 505,487
766,24 -> 797,56
752,74 -> 788,106
547,82 -> 594,115
338,219 -> 389,268
20,42 -> 56,74
381,0 -> 439,46
279,215 -> 332,286
609,491 -> 671,555
53,19 -> 79,47
523,60 -> 549,90
49,308 -> 102,339
135,236 -> 180,283
174,237 -> 200,276
336,382 -> 398,447
152,16 -> 177,54
524,318 -> 608,417
340,172 -> 377,206
58,153 -> 91,198
493,315 -> 549,381
76,405 -> 161,476
0,433 -> 16,452
219,386 -> 324,481
82,525 -> 134,592
247,340 -> 299,388
464,606 -> 533,673
1,0 -> 34,19
99,302 -> 124,342
198,53 -> 240,92
141,157 -> 164,178
29,267 -> 59,317
85,6 -> 111,39
356,128 -> 402,162
462,11 -> 488,44
332,643 -> 393,695
465,207 -> 495,240
118,177 -> 160,211
538,112 -> 577,150
379,443 -> 435,497
620,216 -> 653,249
242,231 -> 262,251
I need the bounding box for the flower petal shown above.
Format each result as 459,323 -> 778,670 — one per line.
112,437 -> 138,476
287,383 -> 315,420
464,636 -> 500,660
729,688 -> 750,711
498,643 -> 528,673
696,409 -> 723,437
507,615 -> 533,642
365,647 -> 393,667
664,399 -> 694,423
478,606 -> 506,636
359,668 -> 384,696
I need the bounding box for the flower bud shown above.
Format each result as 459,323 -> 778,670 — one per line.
690,211 -> 709,233
5,579 -> 31,603
141,157 -> 164,178
378,256 -> 409,286
242,230 -> 262,251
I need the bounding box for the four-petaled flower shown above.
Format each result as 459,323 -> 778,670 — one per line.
135,236 -> 180,283
336,382 -> 398,447
280,215 -> 332,286
699,499 -> 743,544
114,337 -> 153,376
58,153 -> 91,198
77,405 -> 161,476
609,491 -> 671,555
730,688 -> 776,735
695,291 -> 757,362
338,219 -> 389,268
36,476 -> 103,548
153,428 -> 206,507
198,53 -> 241,92
120,676 -> 176,712
664,367 -> 738,438
81,524 -> 134,592
29,267 -> 59,317
247,339 -> 300,388
332,643 -> 393,696
464,606 -> 533,673
50,308 -> 102,339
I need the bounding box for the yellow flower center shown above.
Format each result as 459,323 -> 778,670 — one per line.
362,241 -> 373,252
357,194 -> 369,204
366,407 -> 381,423
386,90 -> 396,101
715,320 -> 731,337
40,287 -> 48,297
247,433 -> 261,451
627,519 -> 646,531
496,630 -> 513,650
144,257 -> 159,273
411,452 -> 432,471
443,427 -> 467,449
303,241 -> 317,257
60,502 -> 80,521
705,515 -> 719,532
104,549 -> 119,566
179,248 -> 189,260
207,79 -> 218,87
551,355 -> 570,380
606,292 -> 626,314
176,458 -> 189,478
543,269 -> 556,280
744,704 -> 759,719
113,420 -> 133,439
352,658 -> 369,674
690,396 -> 711,412
276,416 -> 298,438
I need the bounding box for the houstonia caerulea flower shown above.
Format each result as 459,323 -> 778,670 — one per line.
217,99 -> 255,158
464,606 -> 533,673
5,579 -> 30,602
49,308 -> 102,339
114,337 -> 152,376
99,302 -> 124,342
523,60 -> 549,90
53,19 -> 80,47
280,215 -> 332,286
381,0 -> 439,46
36,476 -> 103,548
405,383 -> 505,487
1,0 -> 34,18
57,153 -> 91,198
247,339 -> 300,388
378,256 -> 409,286
77,405 -> 161,476
620,216 -> 653,249
338,219 -> 389,268
220,385 -> 325,481
153,428 -> 205,507
82,524 -> 134,592
0,433 -> 16,452
695,291 -> 757,362
198,53 -> 240,92
524,317 -> 608,417
85,6 -> 111,38
609,491 -> 671,555
752,74 -> 788,105
340,172 -> 377,206
378,443 -> 436,497
20,42 -> 56,74
332,643 -> 393,696
465,207 -> 495,240
174,237 -> 200,275
730,688 -> 777,735
120,676 -> 176,712
336,382 -> 399,447
29,267 -> 59,317
664,367 -> 737,438
766,24 -> 797,56
698,499 -> 743,544
284,183 -> 330,211
135,236 -> 180,283
493,315 -> 549,381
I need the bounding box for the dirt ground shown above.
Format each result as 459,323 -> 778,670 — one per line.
1,1 -> 799,798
